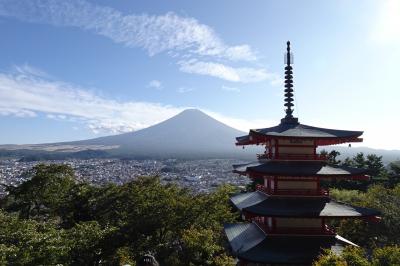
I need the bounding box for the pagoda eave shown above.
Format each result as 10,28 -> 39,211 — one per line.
316,137 -> 363,146
233,161 -> 369,178
243,170 -> 369,180
241,209 -> 380,219
233,170 -> 369,182
236,135 -> 363,146
231,191 -> 381,218
224,223 -> 356,265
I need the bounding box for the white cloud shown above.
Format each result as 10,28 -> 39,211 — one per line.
0,0 -> 284,83
177,87 -> 194,93
371,0 -> 400,44
224,46 -> 256,61
0,66 -> 185,133
204,110 -> 275,132
47,114 -> 67,120
266,73 -> 283,86
221,85 -> 240,92
179,59 -> 280,84
148,80 -> 163,90
0,107 -> 36,117
0,65 -> 275,135
0,0 -> 256,62
12,64 -> 50,78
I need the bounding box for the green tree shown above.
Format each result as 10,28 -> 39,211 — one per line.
341,246 -> 370,266
389,161 -> 400,176
313,250 -> 347,266
0,210 -> 68,265
365,154 -> 386,178
112,247 -> 136,266
211,254 -> 236,266
0,244 -> 18,265
330,189 -> 365,205
330,153 -> 389,191
0,165 -> 238,265
320,150 -> 341,165
353,153 -> 366,169
342,157 -> 354,167
66,221 -> 116,265
372,246 -> 400,266
179,227 -> 230,265
314,246 -> 400,266
337,219 -> 377,249
362,185 -> 400,246
388,161 -> 400,187
333,185 -> 400,248
4,164 -> 76,220
328,150 -> 341,165
87,176 -> 237,265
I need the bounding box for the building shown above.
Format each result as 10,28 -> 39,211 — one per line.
224,41 -> 380,266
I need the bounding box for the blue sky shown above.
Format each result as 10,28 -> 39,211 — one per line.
0,0 -> 399,149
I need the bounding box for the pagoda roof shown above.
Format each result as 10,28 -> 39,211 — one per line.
224,223 -> 356,264
237,121 -> 363,146
236,41 -> 364,147
231,191 -> 380,218
233,161 -> 368,177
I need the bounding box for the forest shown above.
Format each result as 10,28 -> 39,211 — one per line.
314,151 -> 400,265
0,152 -> 399,265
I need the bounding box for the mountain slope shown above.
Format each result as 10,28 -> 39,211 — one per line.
1,109 -> 400,161
67,109 -> 255,158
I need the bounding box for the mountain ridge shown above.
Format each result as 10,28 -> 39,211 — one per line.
66,108 -> 254,159
0,109 -> 259,160
0,109 -> 399,162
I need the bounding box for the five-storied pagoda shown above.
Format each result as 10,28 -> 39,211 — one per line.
224,42 -> 380,265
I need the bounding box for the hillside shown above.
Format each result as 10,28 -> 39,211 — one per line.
1,109 -> 399,161
0,109 -> 259,160
67,109 -> 255,158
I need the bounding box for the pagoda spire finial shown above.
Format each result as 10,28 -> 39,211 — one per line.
282,41 -> 298,124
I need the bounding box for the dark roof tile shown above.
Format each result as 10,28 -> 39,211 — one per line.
233,161 -> 368,176
250,122 -> 363,139
224,223 -> 356,264
230,191 -> 380,217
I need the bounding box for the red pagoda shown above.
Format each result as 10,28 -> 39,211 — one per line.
224,41 -> 380,265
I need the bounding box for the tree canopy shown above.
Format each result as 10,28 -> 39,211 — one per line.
313,246 -> 400,266
1,155 -> 399,265
0,164 -> 238,265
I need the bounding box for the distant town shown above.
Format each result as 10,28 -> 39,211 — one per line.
0,158 -> 250,196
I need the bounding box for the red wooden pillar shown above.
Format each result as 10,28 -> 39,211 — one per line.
313,140 -> 317,160
268,140 -> 272,159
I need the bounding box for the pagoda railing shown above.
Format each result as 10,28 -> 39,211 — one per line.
256,184 -> 329,197
254,219 -> 335,235
257,153 -> 327,161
